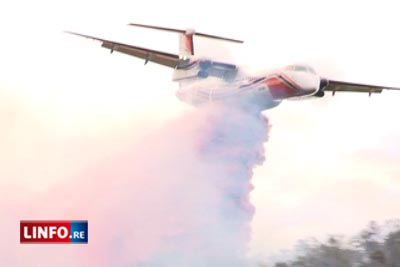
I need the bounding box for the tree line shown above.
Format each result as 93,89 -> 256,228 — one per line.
268,220 -> 400,267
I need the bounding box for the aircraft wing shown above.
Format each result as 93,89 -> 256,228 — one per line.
323,79 -> 400,96
65,31 -> 180,68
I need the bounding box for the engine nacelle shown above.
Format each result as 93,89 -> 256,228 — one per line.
199,60 -> 212,70
319,78 -> 328,90
314,78 -> 328,97
197,70 -> 209,78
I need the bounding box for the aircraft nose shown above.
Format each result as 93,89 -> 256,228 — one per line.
286,71 -> 320,94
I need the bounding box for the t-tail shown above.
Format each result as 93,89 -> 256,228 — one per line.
127,23 -> 243,82
127,23 -> 243,59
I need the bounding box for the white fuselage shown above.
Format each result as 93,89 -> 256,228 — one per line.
174,60 -> 321,110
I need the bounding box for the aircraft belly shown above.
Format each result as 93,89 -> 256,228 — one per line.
176,81 -> 281,110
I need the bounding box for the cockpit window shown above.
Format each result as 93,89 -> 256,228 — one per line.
285,65 -> 316,74
307,66 -> 316,74
295,65 -> 307,72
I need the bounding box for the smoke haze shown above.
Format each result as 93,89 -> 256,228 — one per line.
0,102 -> 269,267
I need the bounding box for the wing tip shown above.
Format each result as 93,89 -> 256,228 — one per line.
63,30 -> 87,38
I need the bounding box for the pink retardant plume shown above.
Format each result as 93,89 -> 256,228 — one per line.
1,103 -> 269,267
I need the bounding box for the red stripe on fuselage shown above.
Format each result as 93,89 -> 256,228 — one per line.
264,73 -> 302,99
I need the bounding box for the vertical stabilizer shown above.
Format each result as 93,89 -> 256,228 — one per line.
179,29 -> 195,57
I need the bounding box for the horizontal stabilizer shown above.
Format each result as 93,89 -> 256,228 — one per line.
128,23 -> 244,43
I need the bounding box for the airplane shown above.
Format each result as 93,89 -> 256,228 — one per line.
66,23 -> 400,111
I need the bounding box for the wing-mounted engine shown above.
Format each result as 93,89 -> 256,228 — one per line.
314,78 -> 328,97
197,60 -> 238,81
174,59 -> 238,82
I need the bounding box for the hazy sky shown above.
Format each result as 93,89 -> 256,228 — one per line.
1,0 -> 400,264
